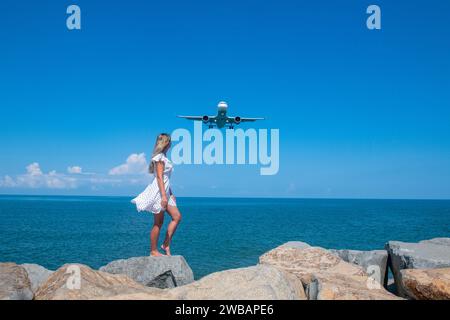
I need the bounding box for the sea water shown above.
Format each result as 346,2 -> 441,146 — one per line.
0,195 -> 449,279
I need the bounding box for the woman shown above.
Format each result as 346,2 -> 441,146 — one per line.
131,133 -> 182,256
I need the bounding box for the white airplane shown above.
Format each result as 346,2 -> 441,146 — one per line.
177,101 -> 265,129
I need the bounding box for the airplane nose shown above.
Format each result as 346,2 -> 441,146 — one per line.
218,101 -> 228,109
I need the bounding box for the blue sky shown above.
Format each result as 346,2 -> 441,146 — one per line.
0,0 -> 449,199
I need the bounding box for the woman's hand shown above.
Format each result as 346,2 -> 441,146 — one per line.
161,196 -> 168,210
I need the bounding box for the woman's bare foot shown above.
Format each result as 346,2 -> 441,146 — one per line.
161,244 -> 171,256
150,250 -> 164,257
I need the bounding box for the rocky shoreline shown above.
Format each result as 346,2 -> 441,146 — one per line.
1,237 -> 449,300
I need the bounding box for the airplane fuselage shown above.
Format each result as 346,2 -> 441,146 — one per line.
215,104 -> 228,128
177,101 -> 263,129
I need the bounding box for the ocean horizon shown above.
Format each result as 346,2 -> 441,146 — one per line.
1,195 -> 449,279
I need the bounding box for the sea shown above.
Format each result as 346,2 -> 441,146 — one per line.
0,195 -> 449,279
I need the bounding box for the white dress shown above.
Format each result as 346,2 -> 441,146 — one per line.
131,153 -> 177,214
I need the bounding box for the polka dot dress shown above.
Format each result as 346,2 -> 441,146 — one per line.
131,153 -> 176,214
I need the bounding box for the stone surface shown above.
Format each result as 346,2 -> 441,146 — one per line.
21,263 -> 54,293
420,238 -> 450,247
385,239 -> 450,297
170,265 -> 306,300
99,256 -> 194,289
260,245 -> 366,285
400,268 -> 450,300
278,241 -> 311,250
35,264 -> 173,300
329,249 -> 388,286
307,274 -> 402,300
386,278 -> 396,294
0,263 -> 34,300
260,243 -> 399,300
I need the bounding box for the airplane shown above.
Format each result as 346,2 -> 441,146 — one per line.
177,101 -> 265,129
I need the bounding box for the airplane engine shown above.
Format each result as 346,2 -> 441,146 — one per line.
234,116 -> 241,124
202,115 -> 210,123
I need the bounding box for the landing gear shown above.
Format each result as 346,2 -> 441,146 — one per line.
209,125 -> 214,129
228,125 -> 235,129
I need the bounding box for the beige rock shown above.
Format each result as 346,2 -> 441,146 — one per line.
260,244 -> 400,300
260,246 -> 365,284
0,263 -> 34,300
94,292 -> 172,300
34,264 -> 173,300
21,263 -> 53,293
400,268 -> 450,300
308,274 -> 402,300
170,265 -> 306,300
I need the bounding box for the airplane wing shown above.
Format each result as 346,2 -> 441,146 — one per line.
238,117 -> 265,122
177,116 -> 204,121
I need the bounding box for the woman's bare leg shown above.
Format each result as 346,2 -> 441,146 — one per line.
150,211 -> 165,256
161,205 -> 182,256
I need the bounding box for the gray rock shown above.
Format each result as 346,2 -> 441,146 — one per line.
170,264 -> 307,300
99,256 -> 194,289
329,249 -> 388,286
21,263 -> 54,293
386,278 -> 396,294
0,263 -> 34,300
385,239 -> 450,297
420,238 -> 450,247
279,241 -> 311,250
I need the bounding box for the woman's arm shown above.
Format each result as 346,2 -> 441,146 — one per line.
155,161 -> 168,209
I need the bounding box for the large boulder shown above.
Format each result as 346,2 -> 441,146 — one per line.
277,241 -> 311,250
34,264 -> 173,300
385,238 -> 450,297
420,238 -> 450,247
0,263 -> 34,300
260,243 -> 400,300
260,245 -> 366,285
399,268 -> 450,300
21,263 -> 54,293
329,249 -> 388,286
170,265 -> 306,300
308,273 -> 402,300
99,256 -> 194,289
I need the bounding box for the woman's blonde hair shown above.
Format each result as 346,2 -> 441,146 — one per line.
149,133 -> 171,173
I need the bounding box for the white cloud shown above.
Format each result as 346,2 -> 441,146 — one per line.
67,166 -> 82,174
1,155 -> 152,191
0,175 -> 17,187
109,153 -> 148,175
27,162 -> 43,176
1,163 -> 77,190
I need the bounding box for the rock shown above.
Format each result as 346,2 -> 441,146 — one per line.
20,263 -> 54,293
260,245 -> 366,285
385,239 -> 450,297
260,243 -> 399,300
307,274 -> 403,300
329,249 -> 388,286
399,268 -> 450,300
420,238 -> 450,247
386,278 -> 396,294
99,256 -> 194,289
170,265 -> 306,300
34,264 -> 173,300
278,241 -> 311,250
0,263 -> 34,300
